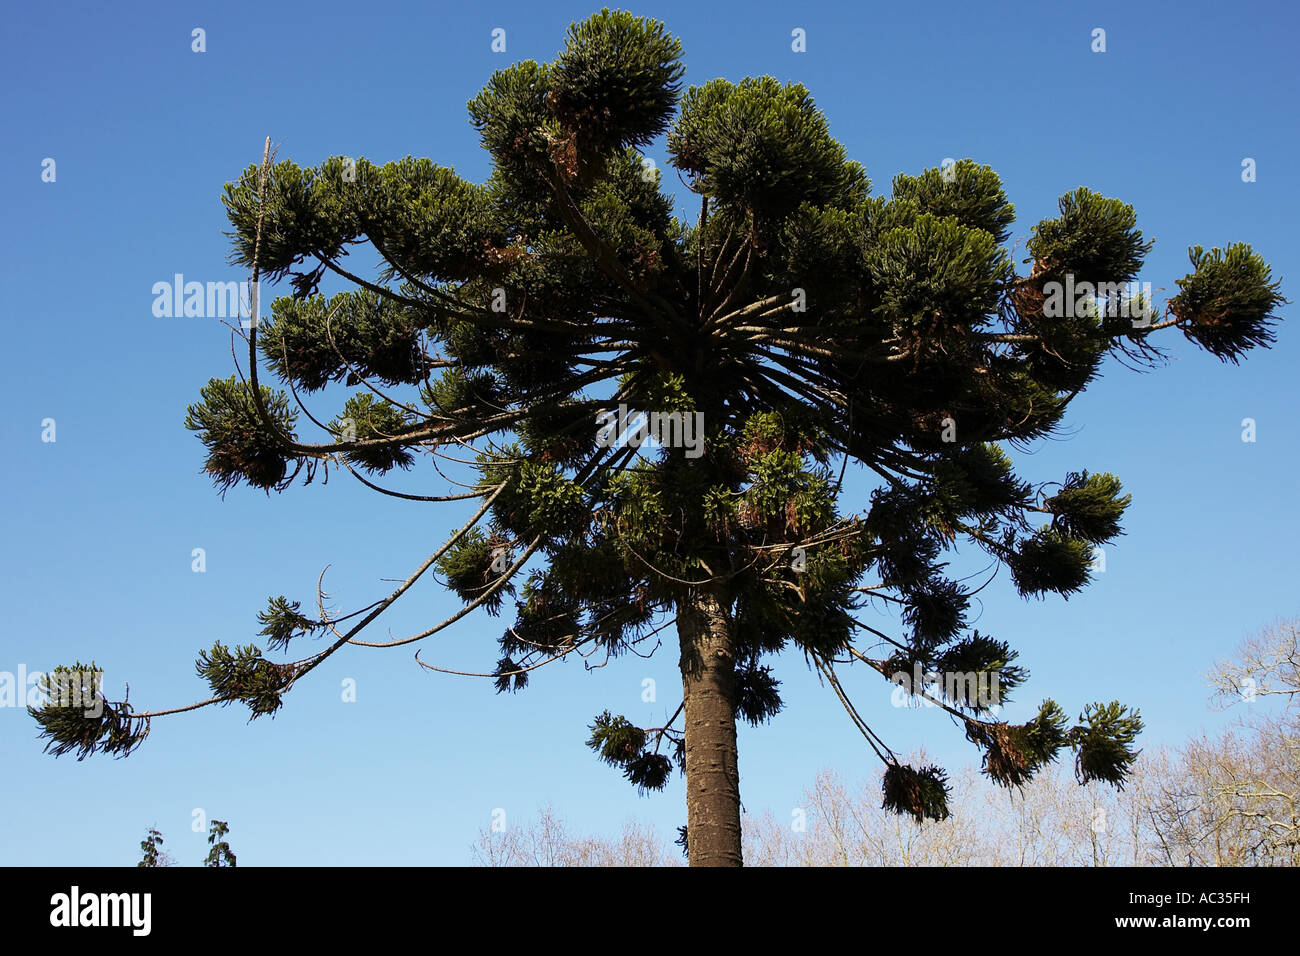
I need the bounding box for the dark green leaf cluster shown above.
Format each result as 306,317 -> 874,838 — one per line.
183,375 -> 299,494
964,699 -> 1070,788
868,214 -> 1014,330
262,291 -> 427,391
223,156 -> 499,286
195,643 -> 295,718
434,528 -> 512,615
1027,187 -> 1151,287
138,828 -> 165,867
586,710 -> 673,793
256,596 -> 325,653
204,820 -> 237,868
491,460 -> 589,543
669,76 -> 867,229
881,763 -> 952,823
550,9 -> 685,156
1044,471 -> 1129,544
1171,243 -> 1287,362
1007,528 -> 1094,599
30,662 -> 150,760
891,160 -> 1016,244
734,662 -> 782,725
499,572 -> 580,657
1069,700 -> 1143,787
960,698 -> 1141,792
930,443 -> 1032,520
493,657 -> 528,694
330,393 -> 416,474
934,632 -> 1027,712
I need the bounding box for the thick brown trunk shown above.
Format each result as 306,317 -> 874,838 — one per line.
677,587 -> 743,867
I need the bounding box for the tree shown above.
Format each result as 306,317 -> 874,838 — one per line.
32,10 -> 1286,866
471,803 -> 679,867
137,827 -> 176,868
1146,618 -> 1300,865
204,820 -> 237,868
135,820 -> 234,867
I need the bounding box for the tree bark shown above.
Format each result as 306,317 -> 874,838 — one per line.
677,586 -> 743,866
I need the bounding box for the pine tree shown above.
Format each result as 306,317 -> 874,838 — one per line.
33,10 -> 1285,866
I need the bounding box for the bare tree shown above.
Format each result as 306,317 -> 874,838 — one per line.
472,804 -> 680,867
473,620 -> 1300,866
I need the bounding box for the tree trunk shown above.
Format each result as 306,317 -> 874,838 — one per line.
677,586 -> 743,866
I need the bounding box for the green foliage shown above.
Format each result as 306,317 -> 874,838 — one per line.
587,710 -> 646,764
29,662 -> 150,760
493,657 -> 529,694
138,828 -> 165,867
961,698 -> 1142,793
891,160 -> 1016,244
195,643 -> 295,718
1028,187 -> 1152,286
262,291 -> 427,391
1021,699 -> 1071,766
931,632 -> 1027,712
868,213 -> 1014,330
775,202 -> 867,304
734,663 -> 783,725
881,763 -> 951,822
1008,528 -> 1094,599
364,157 -> 498,283
1044,471 -> 1129,544
423,366 -> 503,415
586,711 -> 673,793
468,60 -> 556,190
965,700 -> 1069,788
204,820 -> 237,868
500,572 -> 581,656
224,156 -> 498,288
1068,701 -> 1143,787
550,9 -> 685,157
330,393 -> 415,474
1171,243 -> 1287,362
669,76 -> 867,225
518,402 -> 599,466
899,577 -> 970,649
256,596 -> 323,653
492,460 -> 589,543
930,443 -> 1031,519
223,159 -> 356,283
184,375 -> 299,494
435,528 -> 510,615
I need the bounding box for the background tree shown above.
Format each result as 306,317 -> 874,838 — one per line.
472,803 -> 679,867
476,623 -> 1300,867
32,10 -> 1285,866
135,821 -> 235,867
1146,618 -> 1300,865
204,820 -> 237,868
137,826 -> 175,868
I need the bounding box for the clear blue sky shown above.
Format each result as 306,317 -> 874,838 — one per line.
2,0 -> 1297,865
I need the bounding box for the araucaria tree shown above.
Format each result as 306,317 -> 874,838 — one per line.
33,11 -> 1285,866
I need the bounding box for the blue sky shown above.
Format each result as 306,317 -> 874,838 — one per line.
2,0 -> 1297,865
